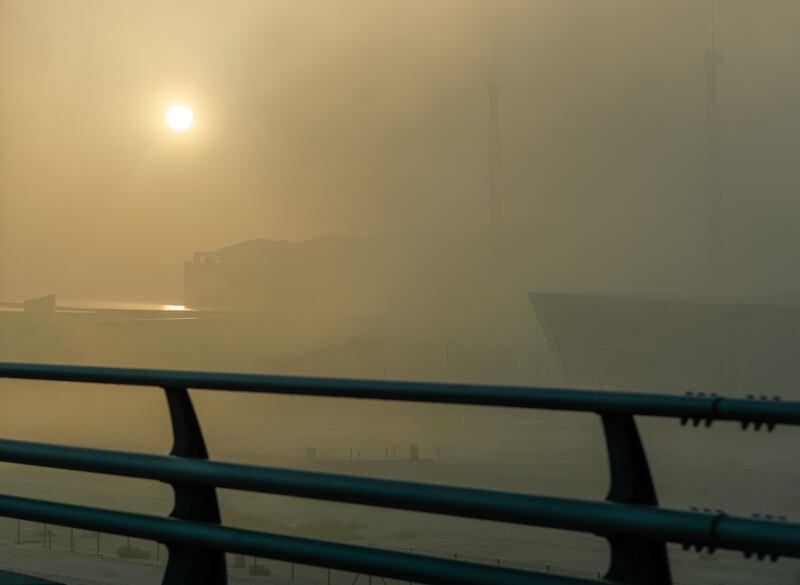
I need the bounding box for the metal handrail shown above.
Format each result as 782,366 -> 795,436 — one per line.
0,437 -> 798,556
0,362 -> 796,425
0,361 -> 797,585
0,493 -> 590,585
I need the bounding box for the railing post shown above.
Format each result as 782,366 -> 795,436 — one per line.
162,386 -> 226,585
601,414 -> 671,585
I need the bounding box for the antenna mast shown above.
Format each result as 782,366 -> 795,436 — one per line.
705,0 -> 722,267
487,41 -> 503,231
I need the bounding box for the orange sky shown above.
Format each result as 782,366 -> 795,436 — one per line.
2,0 -> 800,300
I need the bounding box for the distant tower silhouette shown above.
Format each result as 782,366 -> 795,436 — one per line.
487,45 -> 503,231
705,0 -> 723,267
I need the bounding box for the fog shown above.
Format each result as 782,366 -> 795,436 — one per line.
1,2 -> 800,584
1,0 -> 800,300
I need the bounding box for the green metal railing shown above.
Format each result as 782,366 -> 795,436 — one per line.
0,362 -> 798,585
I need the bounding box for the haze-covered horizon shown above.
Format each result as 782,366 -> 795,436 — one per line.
3,1 -> 800,302
2,4 -> 800,584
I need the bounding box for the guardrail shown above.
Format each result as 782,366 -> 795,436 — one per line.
0,362 -> 798,585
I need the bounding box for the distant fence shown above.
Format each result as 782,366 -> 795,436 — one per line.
0,362 -> 799,585
304,444 -> 445,463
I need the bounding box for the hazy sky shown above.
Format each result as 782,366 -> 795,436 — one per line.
2,1 -> 800,300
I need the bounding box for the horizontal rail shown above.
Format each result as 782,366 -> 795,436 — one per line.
1,438 -> 798,557
1,362 -> 799,425
0,439 -> 709,544
0,493 -> 598,585
1,361 -> 798,584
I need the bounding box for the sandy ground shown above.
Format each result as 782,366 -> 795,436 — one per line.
0,537 -> 797,585
0,460 -> 797,585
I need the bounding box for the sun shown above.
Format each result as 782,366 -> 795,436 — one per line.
166,104 -> 194,132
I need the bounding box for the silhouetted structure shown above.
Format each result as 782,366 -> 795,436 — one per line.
705,0 -> 723,266
182,232 -> 516,318
530,292 -> 800,395
23,295 -> 56,313
487,46 -> 503,231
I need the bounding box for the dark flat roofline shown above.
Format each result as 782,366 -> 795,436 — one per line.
529,291 -> 800,310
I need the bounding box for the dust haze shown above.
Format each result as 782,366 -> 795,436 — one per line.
1,2 -> 800,584
2,0 -> 800,300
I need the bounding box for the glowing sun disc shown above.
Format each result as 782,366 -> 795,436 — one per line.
166,104 -> 194,132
